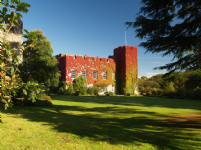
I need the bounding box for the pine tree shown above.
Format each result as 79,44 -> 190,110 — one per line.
126,0 -> 201,75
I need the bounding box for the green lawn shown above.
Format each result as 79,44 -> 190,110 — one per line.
1,96 -> 201,150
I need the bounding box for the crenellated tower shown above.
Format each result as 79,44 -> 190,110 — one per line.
113,45 -> 138,94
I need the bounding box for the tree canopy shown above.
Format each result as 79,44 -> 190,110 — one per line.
19,29 -> 60,87
126,0 -> 201,75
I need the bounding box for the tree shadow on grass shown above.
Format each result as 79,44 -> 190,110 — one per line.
52,95 -> 201,111
1,103 -> 201,150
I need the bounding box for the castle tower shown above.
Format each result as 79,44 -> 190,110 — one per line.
0,20 -> 23,63
113,46 -> 138,94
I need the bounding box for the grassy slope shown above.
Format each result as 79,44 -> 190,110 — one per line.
0,96 -> 201,150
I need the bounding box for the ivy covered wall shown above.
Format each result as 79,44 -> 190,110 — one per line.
56,54 -> 116,86
114,46 -> 138,94
56,45 -> 138,94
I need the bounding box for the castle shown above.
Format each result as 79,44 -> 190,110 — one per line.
56,46 -> 138,94
0,21 -> 138,94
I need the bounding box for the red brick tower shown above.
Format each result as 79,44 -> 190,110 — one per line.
113,46 -> 138,94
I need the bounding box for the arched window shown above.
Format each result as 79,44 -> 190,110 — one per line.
71,69 -> 76,79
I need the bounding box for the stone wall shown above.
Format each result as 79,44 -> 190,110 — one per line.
0,20 -> 23,63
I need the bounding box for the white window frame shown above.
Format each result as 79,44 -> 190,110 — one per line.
71,69 -> 76,79
82,70 -> 87,79
103,71 -> 107,80
93,71 -> 98,79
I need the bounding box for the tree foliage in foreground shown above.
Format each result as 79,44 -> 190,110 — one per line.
126,0 -> 201,74
19,29 -> 60,87
0,0 -> 43,112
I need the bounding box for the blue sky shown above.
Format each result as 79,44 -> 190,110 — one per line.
22,0 -> 173,78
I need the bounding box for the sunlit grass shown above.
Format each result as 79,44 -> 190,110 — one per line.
1,96 -> 201,150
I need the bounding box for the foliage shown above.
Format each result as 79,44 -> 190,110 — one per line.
105,91 -> 116,96
87,87 -> 94,95
123,85 -> 133,95
37,94 -> 52,106
19,29 -> 60,87
0,0 -> 38,111
108,91 -> 115,96
185,70 -> 201,90
190,88 -> 201,100
93,86 -> 100,95
63,84 -> 74,95
17,80 -> 44,101
57,87 -> 64,95
126,0 -> 201,74
96,83 -> 107,89
87,86 -> 100,96
138,75 -> 164,92
142,92 -> 146,96
141,76 -> 148,80
74,76 -> 87,95
139,71 -> 201,100
115,46 -> 138,94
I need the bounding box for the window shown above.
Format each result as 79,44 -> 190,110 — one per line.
82,70 -> 87,78
71,69 -> 76,79
93,71 -> 98,79
112,72 -> 115,79
103,71 -> 107,79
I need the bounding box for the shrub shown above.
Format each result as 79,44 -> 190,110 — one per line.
125,93 -> 130,96
96,83 -> 107,90
105,91 -> 116,96
142,93 -> 146,96
37,94 -> 52,106
146,91 -> 152,96
174,88 -> 187,99
189,88 -> 201,100
87,87 -> 94,95
57,87 -> 64,95
64,84 -> 74,95
145,86 -> 152,93
51,86 -> 59,93
151,88 -> 158,96
87,86 -> 100,95
157,89 -> 162,96
93,86 -> 100,95
45,88 -> 50,95
80,87 -> 87,95
74,76 -> 87,94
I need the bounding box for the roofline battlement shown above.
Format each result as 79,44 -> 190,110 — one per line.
56,53 -> 115,62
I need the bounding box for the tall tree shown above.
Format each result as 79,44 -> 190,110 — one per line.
19,29 -> 60,87
126,0 -> 201,75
